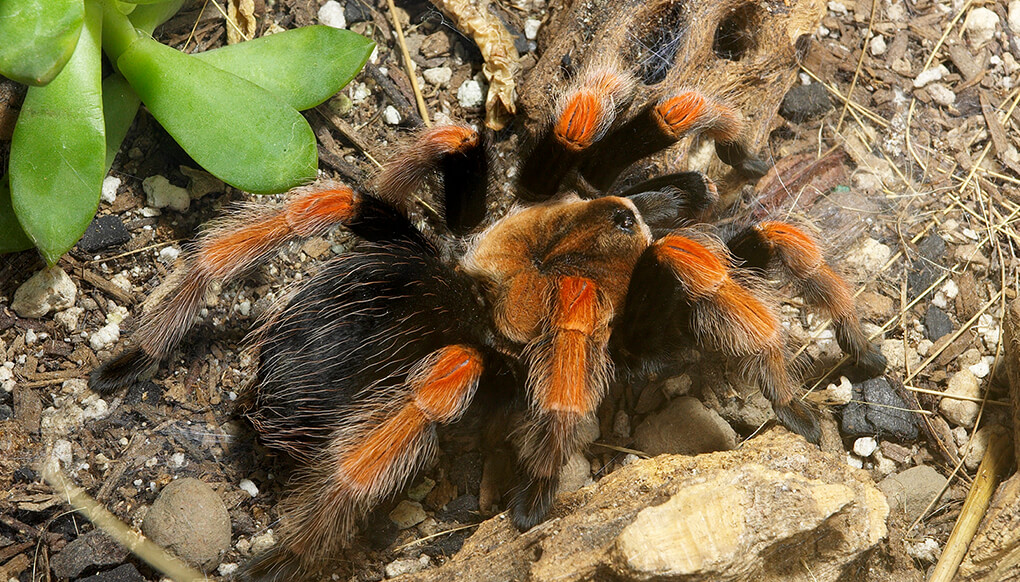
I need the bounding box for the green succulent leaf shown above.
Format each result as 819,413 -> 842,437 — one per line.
102,74 -> 142,171
0,176 -> 34,254
128,0 -> 184,34
115,35 -> 318,194
9,0 -> 105,264
194,26 -> 376,111
0,0 -> 85,86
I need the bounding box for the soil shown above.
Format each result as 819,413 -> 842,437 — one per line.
1,0 -> 1018,580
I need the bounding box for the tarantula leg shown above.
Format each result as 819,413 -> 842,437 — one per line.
377,124 -> 489,234
244,345 -> 485,581
617,171 -> 719,232
90,182 -> 371,394
578,91 -> 763,192
727,221 -> 887,375
518,65 -> 636,201
512,276 -> 613,529
618,231 -> 820,443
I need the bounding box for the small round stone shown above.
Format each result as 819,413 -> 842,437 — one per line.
141,478 -> 232,569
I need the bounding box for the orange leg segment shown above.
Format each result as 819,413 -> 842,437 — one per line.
729,221 -> 886,374
651,231 -> 819,442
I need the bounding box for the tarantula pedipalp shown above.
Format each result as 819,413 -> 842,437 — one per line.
90,63 -> 884,580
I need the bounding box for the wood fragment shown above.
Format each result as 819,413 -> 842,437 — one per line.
430,0 -> 520,130
385,0 -> 431,126
314,105 -> 384,168
364,63 -> 423,128
929,431 -> 1013,582
981,91 -> 1011,158
80,269 -> 138,306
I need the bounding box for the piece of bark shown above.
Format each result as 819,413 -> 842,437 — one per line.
518,0 -> 825,204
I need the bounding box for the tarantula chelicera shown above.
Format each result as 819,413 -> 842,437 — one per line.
90,62 -> 885,579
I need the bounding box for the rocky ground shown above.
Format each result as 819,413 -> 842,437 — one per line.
1,0 -> 1019,580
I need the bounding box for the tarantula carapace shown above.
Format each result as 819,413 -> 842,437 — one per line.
90,63 -> 885,580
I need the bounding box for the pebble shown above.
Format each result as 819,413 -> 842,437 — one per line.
940,370 -> 981,428
878,465 -> 948,517
90,323 -> 121,351
423,66 -> 453,87
0,366 -> 13,393
350,82 -> 371,103
846,453 -> 864,469
976,313 -> 1001,348
78,215 -> 131,253
869,34 -> 887,56
963,425 -> 1006,471
1011,0 -> 1020,35
50,530 -> 129,578
11,266 -> 77,318
141,478 -> 232,569
845,238 -> 890,272
613,410 -> 631,438
457,79 -> 485,108
345,0 -> 371,24
249,530 -> 275,554
389,500 -> 426,529
661,373 -> 692,398
53,439 -> 73,468
24,328 -> 37,345
318,0 -> 346,29
913,64 -> 948,88
968,357 -> 992,379
927,83 -> 956,107
633,396 -> 737,456
964,7 -> 999,48
853,437 -> 878,457
842,377 -> 919,439
101,176 -> 121,204
106,303 -> 129,325
874,451 -> 896,476
556,452 -> 593,495
827,376 -> 854,405
143,175 -> 190,212
524,18 -> 541,40
181,166 -> 224,199
779,83 -> 832,122
924,305 -> 953,341
171,452 -> 185,468
906,538 -> 940,563
76,563 -> 146,582
383,105 -> 402,125
239,479 -> 259,497
56,306 -> 85,332
880,339 -> 919,371
158,246 -> 181,263
384,555 -> 430,578
217,563 -> 239,577
407,476 -> 436,502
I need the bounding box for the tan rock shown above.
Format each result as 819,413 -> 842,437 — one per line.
400,430 -> 889,582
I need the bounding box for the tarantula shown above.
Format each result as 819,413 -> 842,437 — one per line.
90,62 -> 885,580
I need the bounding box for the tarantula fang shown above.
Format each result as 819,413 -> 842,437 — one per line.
90,64 -> 885,581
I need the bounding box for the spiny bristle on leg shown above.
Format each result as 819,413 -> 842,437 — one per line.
510,475 -> 559,531
773,399 -> 821,445
88,348 -> 156,394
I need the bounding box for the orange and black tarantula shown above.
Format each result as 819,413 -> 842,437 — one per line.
90,63 -> 885,580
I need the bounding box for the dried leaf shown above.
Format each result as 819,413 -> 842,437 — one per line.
430,0 -> 519,130
226,0 -> 256,45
